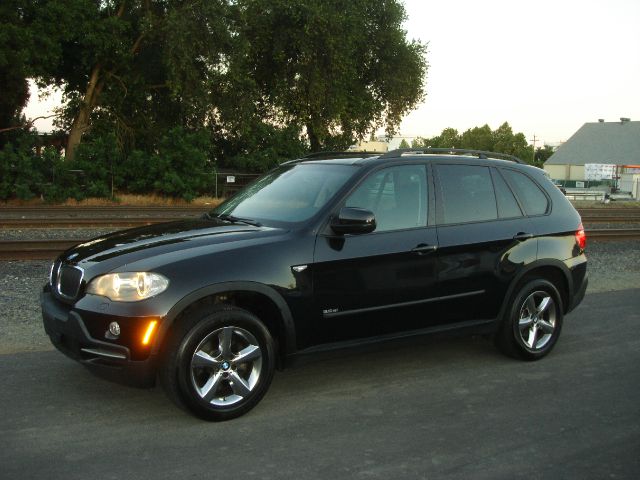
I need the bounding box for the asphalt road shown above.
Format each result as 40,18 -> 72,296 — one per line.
1,289 -> 639,480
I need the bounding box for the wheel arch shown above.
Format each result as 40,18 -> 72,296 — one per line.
154,282 -> 297,363
498,260 -> 574,321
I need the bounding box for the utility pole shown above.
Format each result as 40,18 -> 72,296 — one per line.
530,134 -> 539,164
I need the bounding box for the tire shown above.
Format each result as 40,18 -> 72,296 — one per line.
495,279 -> 564,361
160,304 -> 276,421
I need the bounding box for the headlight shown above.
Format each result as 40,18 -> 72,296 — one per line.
86,272 -> 169,302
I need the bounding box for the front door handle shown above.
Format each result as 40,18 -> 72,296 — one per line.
411,244 -> 438,255
513,232 -> 534,241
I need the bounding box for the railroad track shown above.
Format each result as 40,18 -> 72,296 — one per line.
0,217 -> 188,227
0,206 -> 208,228
1,206 -> 640,227
0,205 -> 209,214
0,239 -> 86,260
578,208 -> 640,223
1,229 -> 639,260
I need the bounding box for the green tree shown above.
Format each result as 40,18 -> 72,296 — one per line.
23,0 -> 238,161
399,139 -> 410,149
429,127 -> 460,148
492,122 -> 529,159
411,137 -> 428,148
241,0 -> 427,151
0,1 -> 34,141
535,145 -> 555,166
414,123 -> 534,163
460,124 -> 493,151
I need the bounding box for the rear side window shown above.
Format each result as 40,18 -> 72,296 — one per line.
501,169 -> 549,216
437,165 -> 497,224
491,169 -> 523,219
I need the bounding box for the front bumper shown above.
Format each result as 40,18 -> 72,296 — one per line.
41,290 -> 158,387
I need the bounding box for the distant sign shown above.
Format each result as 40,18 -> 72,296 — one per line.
584,164 -> 616,181
576,181 -> 585,188
226,176 -> 236,183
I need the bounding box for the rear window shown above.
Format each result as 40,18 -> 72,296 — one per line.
501,169 -> 549,216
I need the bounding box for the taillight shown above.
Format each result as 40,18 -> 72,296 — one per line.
575,224 -> 586,251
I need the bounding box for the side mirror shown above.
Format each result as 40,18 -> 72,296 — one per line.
331,207 -> 376,235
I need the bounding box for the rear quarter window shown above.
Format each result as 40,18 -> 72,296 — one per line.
501,169 -> 549,216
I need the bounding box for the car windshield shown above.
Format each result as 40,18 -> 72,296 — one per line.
210,163 -> 358,225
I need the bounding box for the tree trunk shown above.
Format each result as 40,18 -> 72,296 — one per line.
65,64 -> 103,161
65,3 -> 132,161
306,121 -> 321,152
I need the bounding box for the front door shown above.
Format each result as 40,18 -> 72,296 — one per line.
312,163 -> 439,344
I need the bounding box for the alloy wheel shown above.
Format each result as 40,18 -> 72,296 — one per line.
517,290 -> 557,351
190,326 -> 263,406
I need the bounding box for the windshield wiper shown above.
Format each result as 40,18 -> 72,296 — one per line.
205,212 -> 262,227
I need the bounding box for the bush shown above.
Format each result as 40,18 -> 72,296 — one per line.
219,123 -> 308,173
1,123 -> 306,202
119,127 -> 212,200
0,131 -> 49,200
72,133 -> 120,198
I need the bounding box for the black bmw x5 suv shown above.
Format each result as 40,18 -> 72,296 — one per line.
42,149 -> 588,420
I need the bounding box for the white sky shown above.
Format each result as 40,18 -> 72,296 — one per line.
397,0 -> 640,145
25,0 -> 640,146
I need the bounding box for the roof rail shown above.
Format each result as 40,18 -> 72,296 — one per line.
301,151 -> 382,160
377,148 -> 525,164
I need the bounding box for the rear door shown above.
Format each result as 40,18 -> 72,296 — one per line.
433,163 -> 538,323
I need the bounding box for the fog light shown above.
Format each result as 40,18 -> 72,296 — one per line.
108,321 -> 121,337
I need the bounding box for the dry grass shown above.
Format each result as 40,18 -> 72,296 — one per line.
1,194 -> 224,208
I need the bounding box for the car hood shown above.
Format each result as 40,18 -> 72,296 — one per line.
60,218 -> 285,271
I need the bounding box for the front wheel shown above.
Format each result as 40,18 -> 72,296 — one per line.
161,304 -> 275,421
496,279 -> 564,361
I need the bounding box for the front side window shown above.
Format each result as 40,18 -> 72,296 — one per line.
212,163 -> 357,224
345,165 -> 428,232
437,164 -> 497,224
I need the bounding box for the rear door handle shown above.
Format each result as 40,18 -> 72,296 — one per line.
411,244 -> 438,255
513,232 -> 534,241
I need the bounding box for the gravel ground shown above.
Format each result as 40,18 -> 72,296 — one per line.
0,228 -> 118,241
0,240 -> 638,355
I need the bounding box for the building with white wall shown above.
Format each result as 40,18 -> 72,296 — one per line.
544,119 -> 640,182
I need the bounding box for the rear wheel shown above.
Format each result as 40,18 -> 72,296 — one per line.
496,279 -> 563,360
161,304 -> 275,421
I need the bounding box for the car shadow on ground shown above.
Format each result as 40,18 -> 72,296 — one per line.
3,333 -> 504,425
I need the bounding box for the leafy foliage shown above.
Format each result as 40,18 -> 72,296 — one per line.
240,0 -> 427,150
0,127 -> 218,201
0,0 -> 34,141
411,123 -> 534,164
0,131 -> 48,200
1,0 -> 429,200
534,145 -> 555,167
